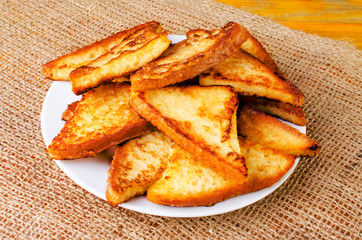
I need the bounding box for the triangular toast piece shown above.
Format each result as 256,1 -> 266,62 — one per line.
199,48 -> 305,106
241,35 -> 279,74
48,83 -> 152,159
106,131 -> 175,206
130,85 -> 247,184
238,105 -> 319,156
42,22 -> 163,81
239,95 -> 306,126
130,22 -> 249,92
147,139 -> 295,207
69,22 -> 171,95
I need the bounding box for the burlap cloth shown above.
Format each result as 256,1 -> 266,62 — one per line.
1,0 -> 361,239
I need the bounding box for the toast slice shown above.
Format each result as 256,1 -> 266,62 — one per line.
130,22 -> 249,92
237,105 -> 319,156
199,48 -> 305,106
147,139 -> 295,207
106,131 -> 175,206
42,22 -> 162,81
48,82 -> 152,159
239,95 -> 306,126
241,35 -> 279,74
130,85 -> 248,184
69,23 -> 171,95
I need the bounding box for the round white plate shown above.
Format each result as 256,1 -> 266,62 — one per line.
41,35 -> 305,218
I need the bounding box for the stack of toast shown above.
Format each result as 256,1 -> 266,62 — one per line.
43,21 -> 319,207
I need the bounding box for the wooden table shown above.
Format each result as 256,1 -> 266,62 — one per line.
216,0 -> 362,49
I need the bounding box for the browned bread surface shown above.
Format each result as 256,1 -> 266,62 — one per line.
238,105 -> 319,156
146,145 -> 242,207
42,21 -> 162,81
61,76 -> 130,121
236,138 -> 296,195
129,85 -> 248,184
147,139 -> 295,207
199,48 -> 305,106
130,22 -> 249,92
48,83 -> 151,159
240,35 -> 279,74
106,131 -> 175,206
239,95 -> 306,126
61,101 -> 79,121
70,24 -> 171,95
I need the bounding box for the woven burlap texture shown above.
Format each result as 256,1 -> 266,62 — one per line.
1,0 -> 361,239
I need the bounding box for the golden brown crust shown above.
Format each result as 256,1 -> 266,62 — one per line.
70,29 -> 171,95
235,138 -> 296,196
238,105 -> 319,156
106,131 -> 175,206
49,113 -> 151,160
42,21 -> 161,81
199,49 -> 305,106
241,35 -> 280,74
130,22 -> 250,92
147,186 -> 241,207
146,146 -> 242,207
61,101 -> 79,121
129,86 -> 248,184
147,139 -> 295,207
239,95 -> 306,126
48,83 -> 152,160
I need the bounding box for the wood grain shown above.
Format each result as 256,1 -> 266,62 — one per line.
216,0 -> 362,49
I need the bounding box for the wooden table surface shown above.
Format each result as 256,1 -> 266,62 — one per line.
216,0 -> 362,49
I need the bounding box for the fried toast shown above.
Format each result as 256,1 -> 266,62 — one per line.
61,101 -> 79,121
241,35 -> 279,74
147,139 -> 295,207
199,48 -> 305,106
129,85 -> 248,184
69,23 -> 171,95
237,105 -> 319,156
48,82 -> 152,159
130,22 -> 249,92
106,131 -> 175,206
147,145 -> 241,207
239,95 -> 306,126
42,22 -> 162,81
236,138 -> 296,195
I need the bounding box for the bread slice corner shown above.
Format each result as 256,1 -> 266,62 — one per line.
130,85 -> 248,184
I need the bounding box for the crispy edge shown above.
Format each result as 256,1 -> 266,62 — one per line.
70,32 -> 171,95
147,139 -> 296,207
61,76 -> 130,121
239,95 -> 306,126
146,146 -> 242,207
130,22 -> 250,92
235,138 -> 296,196
42,21 -> 161,80
241,35 -> 280,74
61,101 -> 79,121
147,184 -> 242,207
106,138 -> 168,206
200,49 -> 305,106
48,83 -> 153,160
129,88 -> 248,184
48,116 -> 152,160
238,105 -> 319,156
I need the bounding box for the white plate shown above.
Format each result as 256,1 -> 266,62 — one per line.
41,35 -> 305,218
